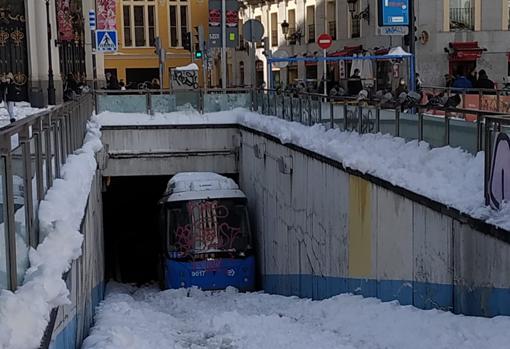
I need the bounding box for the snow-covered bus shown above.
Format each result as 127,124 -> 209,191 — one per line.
158,172 -> 255,291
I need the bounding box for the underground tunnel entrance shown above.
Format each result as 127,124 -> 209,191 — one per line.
102,176 -> 171,285
102,174 -> 242,286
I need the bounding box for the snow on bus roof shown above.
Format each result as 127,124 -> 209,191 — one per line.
167,172 -> 240,194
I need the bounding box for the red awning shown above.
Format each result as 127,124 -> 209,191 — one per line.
449,41 -> 484,61
327,45 -> 363,57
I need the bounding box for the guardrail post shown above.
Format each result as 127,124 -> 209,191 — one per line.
3,152 -> 17,290
282,94 -> 286,119
484,118 -> 493,206
147,92 -> 153,115
330,101 -> 334,129
418,111 -> 424,141
376,108 -> 380,133
444,111 -> 450,146
476,113 -> 483,152
290,96 -> 294,121
358,105 -> 363,133
395,109 -> 400,137
307,95 -> 312,126
299,97 -> 303,123
343,104 -> 348,130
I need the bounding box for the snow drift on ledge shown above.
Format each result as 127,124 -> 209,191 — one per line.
99,108 -> 507,231
0,117 -> 102,349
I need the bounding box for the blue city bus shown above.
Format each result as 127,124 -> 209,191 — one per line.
158,173 -> 255,291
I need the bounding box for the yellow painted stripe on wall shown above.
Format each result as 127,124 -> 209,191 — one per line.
348,176 -> 372,277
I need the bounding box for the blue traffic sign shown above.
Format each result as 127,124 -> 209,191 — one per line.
96,30 -> 117,52
89,9 -> 96,30
378,0 -> 409,26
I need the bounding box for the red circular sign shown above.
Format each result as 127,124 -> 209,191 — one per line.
317,33 -> 333,50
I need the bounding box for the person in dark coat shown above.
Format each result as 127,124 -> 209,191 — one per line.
347,69 -> 363,96
4,73 -> 17,122
475,69 -> 495,90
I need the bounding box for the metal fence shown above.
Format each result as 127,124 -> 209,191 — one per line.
253,89 -> 509,155
0,93 -> 93,291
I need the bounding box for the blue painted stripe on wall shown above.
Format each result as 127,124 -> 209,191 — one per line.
49,282 -> 105,349
263,274 -> 510,317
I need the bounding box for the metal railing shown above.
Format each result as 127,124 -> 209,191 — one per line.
252,89 -> 509,155
450,7 -> 474,30
0,93 -> 93,291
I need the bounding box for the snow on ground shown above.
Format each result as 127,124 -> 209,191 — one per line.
97,108 -> 508,231
0,102 -> 51,128
0,117 -> 102,349
83,283 -> 510,349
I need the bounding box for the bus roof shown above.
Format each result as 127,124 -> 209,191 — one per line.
162,172 -> 246,203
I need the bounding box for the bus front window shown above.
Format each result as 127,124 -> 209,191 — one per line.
167,199 -> 251,258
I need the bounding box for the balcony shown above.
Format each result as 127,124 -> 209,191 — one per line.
308,24 -> 315,43
450,7 -> 474,30
271,29 -> 278,47
328,21 -> 336,40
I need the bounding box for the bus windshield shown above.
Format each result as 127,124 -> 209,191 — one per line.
165,198 -> 251,257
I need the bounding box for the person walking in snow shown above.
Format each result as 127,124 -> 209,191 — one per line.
4,73 -> 17,123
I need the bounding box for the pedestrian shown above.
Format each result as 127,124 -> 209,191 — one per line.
347,69 -> 363,96
452,69 -> 473,89
119,79 -> 127,91
415,73 -> 423,92
475,69 -> 495,90
395,78 -> 408,96
107,75 -> 120,90
4,73 -> 17,123
151,78 -> 160,89
64,73 -> 79,101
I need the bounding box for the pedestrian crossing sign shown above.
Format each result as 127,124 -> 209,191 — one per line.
96,30 -> 117,52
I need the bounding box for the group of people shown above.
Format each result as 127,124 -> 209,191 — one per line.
105,73 -> 161,90
446,69 -> 495,90
63,73 -> 90,101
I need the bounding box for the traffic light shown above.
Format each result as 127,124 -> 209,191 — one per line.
183,32 -> 191,51
403,34 -> 417,46
192,25 -> 205,59
195,51 -> 203,59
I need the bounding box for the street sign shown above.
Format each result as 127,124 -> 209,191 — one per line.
378,0 -> 409,26
317,33 -> 332,50
377,25 -> 409,36
96,30 -> 117,52
243,19 -> 264,43
272,50 -> 289,68
88,9 -> 96,31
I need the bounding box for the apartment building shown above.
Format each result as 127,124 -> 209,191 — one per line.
236,0 -> 510,88
103,0 -> 208,88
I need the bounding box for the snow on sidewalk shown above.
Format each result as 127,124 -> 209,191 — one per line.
83,283 -> 510,349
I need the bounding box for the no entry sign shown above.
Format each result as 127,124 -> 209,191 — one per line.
317,33 -> 332,50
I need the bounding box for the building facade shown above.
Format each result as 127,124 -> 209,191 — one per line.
237,0 -> 510,89
103,0 -> 208,89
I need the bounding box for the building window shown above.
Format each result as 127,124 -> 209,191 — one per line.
327,1 -> 336,40
271,13 -> 278,47
122,1 -> 156,47
169,0 -> 189,47
349,1 -> 360,38
508,0 -> 510,29
256,15 -> 263,48
450,0 -> 474,30
307,6 -> 315,43
288,9 -> 296,45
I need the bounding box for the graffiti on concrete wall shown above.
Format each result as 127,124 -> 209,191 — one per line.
171,69 -> 199,90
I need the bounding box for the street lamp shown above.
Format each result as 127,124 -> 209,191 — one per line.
45,0 -> 56,105
347,0 -> 370,25
281,20 -> 289,39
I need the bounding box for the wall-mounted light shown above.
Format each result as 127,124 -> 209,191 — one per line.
347,0 -> 370,25
281,20 -> 290,38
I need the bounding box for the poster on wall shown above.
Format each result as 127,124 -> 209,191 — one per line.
96,0 -> 116,30
57,0 -> 74,41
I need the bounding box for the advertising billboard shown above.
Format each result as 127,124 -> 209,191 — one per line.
378,0 -> 409,26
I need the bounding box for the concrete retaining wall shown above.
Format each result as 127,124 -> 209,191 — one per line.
239,128 -> 510,317
48,172 -> 105,349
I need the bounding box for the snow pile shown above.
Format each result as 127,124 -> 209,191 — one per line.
0,116 -> 102,349
0,102 -> 51,128
175,63 -> 199,71
83,284 -> 510,349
